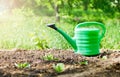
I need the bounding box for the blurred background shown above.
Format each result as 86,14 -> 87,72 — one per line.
0,0 -> 120,50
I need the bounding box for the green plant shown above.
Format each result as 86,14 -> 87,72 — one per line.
43,54 -> 58,61
43,54 -> 54,61
31,32 -> 49,49
53,63 -> 65,73
79,60 -> 88,65
14,62 -> 30,69
101,56 -> 108,60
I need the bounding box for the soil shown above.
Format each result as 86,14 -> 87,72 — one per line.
0,49 -> 119,77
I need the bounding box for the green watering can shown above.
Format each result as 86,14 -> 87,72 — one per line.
47,22 -> 106,56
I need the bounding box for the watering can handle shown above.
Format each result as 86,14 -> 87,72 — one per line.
75,22 -> 106,39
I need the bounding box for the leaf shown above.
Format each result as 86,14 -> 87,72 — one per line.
101,56 -> 107,60
79,60 -> 88,65
53,63 -> 65,73
14,62 -> 30,69
43,54 -> 54,61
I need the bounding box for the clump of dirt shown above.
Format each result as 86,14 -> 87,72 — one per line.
0,49 -> 119,77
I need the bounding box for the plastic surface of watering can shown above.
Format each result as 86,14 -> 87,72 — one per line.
47,22 -> 106,56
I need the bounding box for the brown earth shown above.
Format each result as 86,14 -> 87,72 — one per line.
0,49 -> 119,77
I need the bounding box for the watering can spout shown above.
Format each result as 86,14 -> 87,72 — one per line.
47,23 -> 77,51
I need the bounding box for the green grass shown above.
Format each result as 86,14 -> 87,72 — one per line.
101,19 -> 120,49
0,11 -> 120,50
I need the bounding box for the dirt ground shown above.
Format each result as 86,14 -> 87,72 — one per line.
0,49 -> 119,77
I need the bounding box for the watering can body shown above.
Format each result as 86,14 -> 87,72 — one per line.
47,22 -> 106,56
74,28 -> 100,55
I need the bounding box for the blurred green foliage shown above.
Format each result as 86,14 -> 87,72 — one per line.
0,0 -> 119,50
